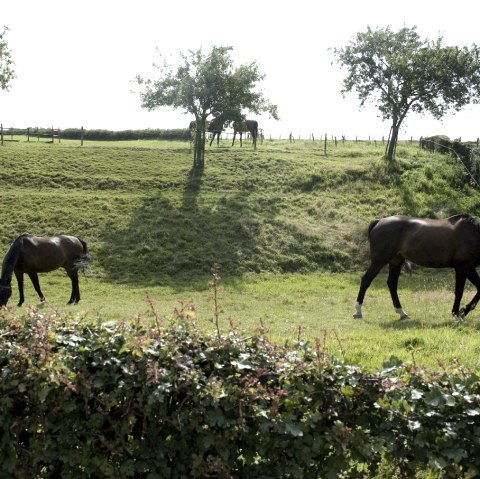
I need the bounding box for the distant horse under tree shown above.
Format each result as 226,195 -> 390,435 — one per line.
189,120 -> 197,148
208,116 -> 227,147
232,119 -> 259,150
353,214 -> 480,320
0,234 -> 92,307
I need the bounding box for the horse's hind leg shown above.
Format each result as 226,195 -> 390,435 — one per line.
387,258 -> 409,320
452,267 -> 468,317
459,268 -> 480,318
67,270 -> 80,304
28,272 -> 46,303
354,262 -> 384,318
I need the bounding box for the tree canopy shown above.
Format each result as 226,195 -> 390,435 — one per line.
333,26 -> 480,162
0,26 -> 15,91
136,46 -> 278,168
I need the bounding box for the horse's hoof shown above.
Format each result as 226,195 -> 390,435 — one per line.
353,313 -> 362,319
398,313 -> 409,320
453,309 -> 467,322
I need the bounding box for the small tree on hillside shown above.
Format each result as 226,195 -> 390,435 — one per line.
136,46 -> 278,169
333,26 -> 480,163
0,26 -> 15,91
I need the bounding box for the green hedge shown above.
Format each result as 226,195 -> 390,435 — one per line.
60,128 -> 191,141
0,306 -> 479,478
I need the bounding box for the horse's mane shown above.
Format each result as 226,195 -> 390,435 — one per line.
1,235 -> 29,281
449,214 -> 480,233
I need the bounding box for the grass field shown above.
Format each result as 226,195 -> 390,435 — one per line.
1,136 -> 480,371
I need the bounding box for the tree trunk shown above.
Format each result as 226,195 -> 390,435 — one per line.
385,123 -> 399,163
192,117 -> 208,169
193,129 -> 205,169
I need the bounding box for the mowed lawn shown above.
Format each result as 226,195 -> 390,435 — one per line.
1,137 -> 480,371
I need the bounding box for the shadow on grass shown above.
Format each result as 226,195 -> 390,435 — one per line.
379,318 -> 455,330
95,165 -> 281,289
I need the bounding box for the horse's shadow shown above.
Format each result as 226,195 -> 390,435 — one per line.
379,318 -> 453,330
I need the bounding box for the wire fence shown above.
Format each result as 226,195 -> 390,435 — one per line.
1,123 -> 479,187
0,125 -> 61,144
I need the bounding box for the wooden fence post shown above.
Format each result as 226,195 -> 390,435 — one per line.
1,124 -> 3,145
81,126 -> 84,146
324,133 -> 327,155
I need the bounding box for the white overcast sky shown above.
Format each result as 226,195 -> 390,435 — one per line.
2,0 -> 480,140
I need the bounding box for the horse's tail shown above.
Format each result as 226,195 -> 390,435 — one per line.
251,120 -> 259,138
367,219 -> 380,238
75,238 -> 92,269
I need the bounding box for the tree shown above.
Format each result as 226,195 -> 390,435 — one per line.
333,26 -> 480,163
0,26 -> 15,91
136,46 -> 278,169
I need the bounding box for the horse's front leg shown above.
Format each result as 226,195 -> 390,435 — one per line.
14,271 -> 25,306
452,267 -> 468,317
353,262 -> 384,319
459,268 -> 480,318
28,272 -> 46,303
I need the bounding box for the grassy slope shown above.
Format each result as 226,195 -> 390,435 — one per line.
1,136 -> 480,370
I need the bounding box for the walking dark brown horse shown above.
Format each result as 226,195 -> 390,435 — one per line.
232,119 -> 258,150
0,234 -> 92,307
354,214 -> 480,320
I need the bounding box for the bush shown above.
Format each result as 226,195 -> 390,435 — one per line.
0,303 -> 479,478
60,128 -> 191,141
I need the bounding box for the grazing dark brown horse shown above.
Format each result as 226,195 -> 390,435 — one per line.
232,119 -> 258,150
354,214 -> 480,320
0,234 -> 92,307
208,116 -> 227,147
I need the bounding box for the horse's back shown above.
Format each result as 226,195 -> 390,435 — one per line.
368,215 -> 480,267
26,234 -> 83,250
19,235 -> 86,272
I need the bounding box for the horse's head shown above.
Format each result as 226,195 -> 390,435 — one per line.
0,280 -> 12,306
